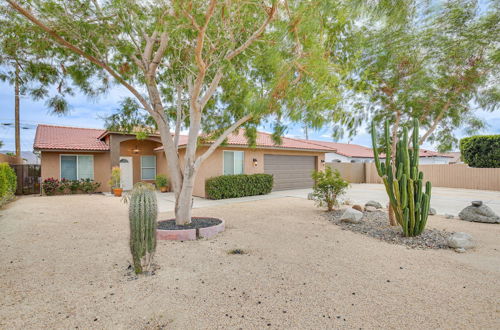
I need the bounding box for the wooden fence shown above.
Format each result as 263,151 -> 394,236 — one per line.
0,153 -> 23,164
327,162 -> 500,191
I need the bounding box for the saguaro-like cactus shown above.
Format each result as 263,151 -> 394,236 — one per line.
128,182 -> 158,274
371,119 -> 432,237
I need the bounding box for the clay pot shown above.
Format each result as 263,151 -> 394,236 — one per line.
113,188 -> 123,197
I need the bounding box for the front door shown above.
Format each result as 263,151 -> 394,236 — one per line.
119,157 -> 133,190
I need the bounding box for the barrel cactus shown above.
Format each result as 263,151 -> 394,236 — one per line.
371,119 -> 432,237
128,182 -> 158,274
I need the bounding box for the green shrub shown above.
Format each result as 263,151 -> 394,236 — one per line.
311,167 -> 349,211
205,174 -> 273,199
0,163 -> 17,206
155,174 -> 168,188
460,135 -> 500,168
69,180 -> 80,194
79,178 -> 101,194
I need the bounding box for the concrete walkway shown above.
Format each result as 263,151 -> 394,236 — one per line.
157,184 -> 500,216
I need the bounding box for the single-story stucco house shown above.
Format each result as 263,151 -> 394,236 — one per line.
33,124 -> 335,197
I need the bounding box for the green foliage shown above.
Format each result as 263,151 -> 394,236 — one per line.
460,135 -> 500,168
311,167 -> 349,211
155,174 -> 168,188
109,166 -> 121,189
127,183 -> 157,275
205,174 -> 273,200
43,177 -> 100,195
371,119 -> 432,237
336,1 -> 499,151
0,163 -> 17,206
79,178 -> 101,194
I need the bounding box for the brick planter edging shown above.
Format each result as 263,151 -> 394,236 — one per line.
156,218 -> 224,241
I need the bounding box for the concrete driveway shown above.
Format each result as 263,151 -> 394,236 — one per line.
157,184 -> 500,216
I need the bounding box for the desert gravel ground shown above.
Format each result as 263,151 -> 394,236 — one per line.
0,194 -> 499,329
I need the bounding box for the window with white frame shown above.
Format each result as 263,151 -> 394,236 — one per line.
141,155 -> 156,180
60,155 -> 94,180
223,151 -> 244,175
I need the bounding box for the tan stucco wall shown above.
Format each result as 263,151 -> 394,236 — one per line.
119,139 -> 162,185
40,151 -> 111,192
156,147 -> 326,198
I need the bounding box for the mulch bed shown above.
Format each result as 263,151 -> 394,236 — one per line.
157,217 -> 222,230
323,209 -> 451,250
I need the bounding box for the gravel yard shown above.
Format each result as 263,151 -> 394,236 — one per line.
325,209 -> 452,249
1,194 -> 499,329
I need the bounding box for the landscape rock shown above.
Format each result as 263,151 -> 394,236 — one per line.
307,193 -> 314,201
458,204 -> 500,224
428,208 -> 436,215
445,214 -> 454,219
340,208 -> 363,224
471,201 -> 483,207
447,232 -> 476,250
365,206 -> 377,212
454,248 -> 466,253
365,200 -> 383,209
352,205 -> 363,212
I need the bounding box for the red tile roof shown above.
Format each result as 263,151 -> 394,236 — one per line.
155,130 -> 336,152
303,140 -> 375,158
34,125 -> 335,152
34,125 -> 109,151
304,139 -> 452,158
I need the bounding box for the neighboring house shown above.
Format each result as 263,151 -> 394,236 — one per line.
443,152 -> 462,164
33,125 -> 336,197
302,140 -> 454,164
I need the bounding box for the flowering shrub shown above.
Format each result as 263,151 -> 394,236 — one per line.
79,178 -> 101,194
42,178 -> 60,195
43,178 -> 101,195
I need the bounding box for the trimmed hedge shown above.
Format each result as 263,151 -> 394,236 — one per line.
460,135 -> 500,168
0,163 -> 17,206
206,174 -> 273,199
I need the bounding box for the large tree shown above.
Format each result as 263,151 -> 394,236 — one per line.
333,0 -> 499,152
4,0 -> 357,224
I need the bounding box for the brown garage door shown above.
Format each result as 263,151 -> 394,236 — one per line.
264,154 -> 316,191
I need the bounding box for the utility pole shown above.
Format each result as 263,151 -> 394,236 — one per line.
14,62 -> 20,158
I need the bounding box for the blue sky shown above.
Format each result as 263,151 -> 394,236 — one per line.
0,80 -> 498,152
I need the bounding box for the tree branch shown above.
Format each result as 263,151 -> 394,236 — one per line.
6,0 -> 153,113
199,69 -> 223,109
225,2 -> 277,61
194,114 -> 252,169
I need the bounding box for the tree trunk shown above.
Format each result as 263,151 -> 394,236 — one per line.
388,203 -> 397,226
174,166 -> 196,225
14,63 -> 21,159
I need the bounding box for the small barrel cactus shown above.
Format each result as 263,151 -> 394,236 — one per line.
371,118 -> 432,237
128,182 -> 158,274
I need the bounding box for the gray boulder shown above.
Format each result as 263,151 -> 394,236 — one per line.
445,214 -> 454,219
365,200 -> 383,209
458,203 -> 500,224
447,232 -> 476,250
340,208 -> 363,224
428,208 -> 436,215
365,206 -> 377,212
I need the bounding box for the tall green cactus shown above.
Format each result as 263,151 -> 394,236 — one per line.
371,119 -> 432,237
128,182 -> 158,274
